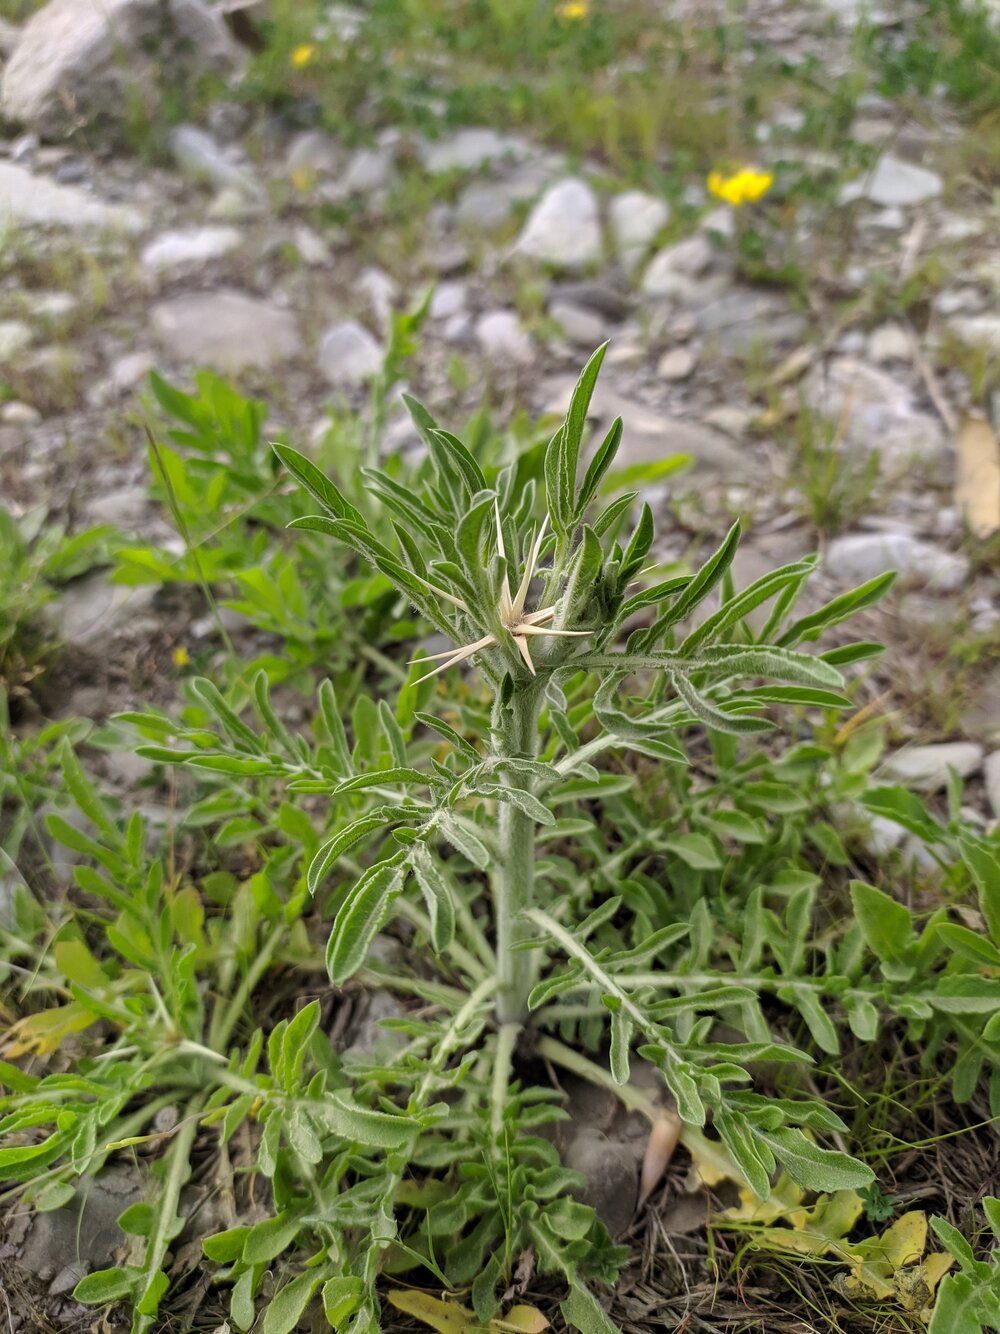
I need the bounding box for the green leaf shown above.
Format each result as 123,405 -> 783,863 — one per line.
608,1005 -> 631,1085
927,1272 -> 986,1334
308,816 -> 388,896
410,846 -> 456,953
546,342 -> 608,536
312,1090 -> 420,1148
930,975 -> 1000,1013
243,1211 -> 305,1265
641,520 -> 741,643
560,1279 -> 619,1334
849,880 -> 915,964
73,1266 -> 138,1304
326,860 -> 408,985
576,416 -> 623,516
959,832 -> 1000,945
438,814 -> 491,869
758,1127 -> 874,1192
937,923 -> 1000,968
663,832 -> 721,870
262,1271 -> 322,1334
273,442 -> 365,525
322,1276 -> 366,1328
779,572 -> 896,646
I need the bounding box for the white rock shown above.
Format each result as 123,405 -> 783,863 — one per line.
341,146 -> 393,195
475,310 -> 534,367
0,320 -> 33,361
0,400 -> 41,424
430,282 -> 467,321
291,224 -> 330,266
285,129 -> 340,181
418,128 -> 530,175
140,225 -> 241,275
316,320 -> 382,388
0,160 -> 143,231
169,124 -> 259,198
152,289 -> 301,371
2,0 -> 239,138
514,177 -> 602,272
803,357 -> 945,468
108,350 -> 154,394
657,346 -> 696,381
839,153 -> 943,207
947,315 -> 1000,355
641,233 -> 717,298
985,751 -> 1000,819
882,743 -> 984,792
609,190 -> 669,275
358,268 -> 396,335
825,531 -> 969,592
548,300 -> 607,348
867,321 -> 911,363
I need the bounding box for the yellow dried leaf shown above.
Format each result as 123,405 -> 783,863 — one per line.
4,1001 -> 99,1057
386,1292 -> 549,1334
493,1306 -> 549,1333
955,413 -> 1000,538
387,1292 -> 475,1334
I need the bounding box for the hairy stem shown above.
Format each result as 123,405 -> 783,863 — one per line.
494,685 -> 541,1025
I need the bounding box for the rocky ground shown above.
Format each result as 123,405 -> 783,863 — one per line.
1,0 -> 1000,1328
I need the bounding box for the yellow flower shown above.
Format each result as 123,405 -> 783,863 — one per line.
707,167 -> 774,208
556,1 -> 589,18
172,646 -> 190,668
290,43 -> 316,68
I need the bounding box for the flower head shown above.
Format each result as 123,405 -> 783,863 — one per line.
556,1 -> 589,19
409,504 -> 588,684
707,167 -> 773,208
291,43 -> 316,68
172,646 -> 190,668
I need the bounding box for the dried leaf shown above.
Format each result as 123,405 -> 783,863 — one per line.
955,413 -> 1000,538
387,1291 -> 549,1334
638,1107 -> 681,1207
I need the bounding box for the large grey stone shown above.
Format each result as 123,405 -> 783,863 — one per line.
824,531 -> 969,592
317,320 -> 382,388
543,376 -> 742,476
55,572 -> 156,647
169,124 -> 260,198
609,189 -> 670,276
152,289 -> 301,371
2,0 -> 239,138
839,154 -> 943,207
882,743 -> 984,792
947,315 -> 1000,356
11,1166 -> 143,1290
476,310 -> 535,367
140,225 -> 241,275
641,233 -> 719,300
0,320 -> 33,362
0,160 -> 144,231
514,177 -> 602,271
418,127 -> 531,175
697,287 -> 807,355
803,357 -> 946,468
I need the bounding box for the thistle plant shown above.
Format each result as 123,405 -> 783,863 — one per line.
7,344 -> 998,1334
273,341 -> 892,1175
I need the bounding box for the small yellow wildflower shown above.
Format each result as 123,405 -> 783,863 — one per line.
707,167 -> 774,207
290,43 -> 316,68
172,646 -> 190,668
556,1 -> 589,19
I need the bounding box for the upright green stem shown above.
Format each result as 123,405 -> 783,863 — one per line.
493,685 -> 541,1026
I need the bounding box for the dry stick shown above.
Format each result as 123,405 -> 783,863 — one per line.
906,327 -> 958,435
